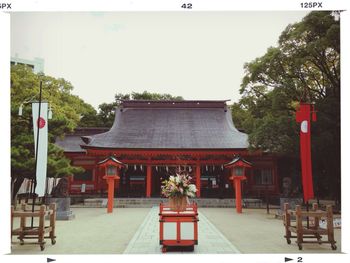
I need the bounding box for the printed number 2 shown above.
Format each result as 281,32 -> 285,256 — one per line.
297,257 -> 303,262
181,3 -> 192,9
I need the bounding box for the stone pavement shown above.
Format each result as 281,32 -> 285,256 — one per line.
123,206 -> 240,254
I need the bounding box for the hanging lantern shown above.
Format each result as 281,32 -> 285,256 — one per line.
134,165 -> 137,171
156,166 -> 158,171
213,166 -> 215,171
206,165 -> 208,171
166,166 -> 169,172
140,165 -> 143,171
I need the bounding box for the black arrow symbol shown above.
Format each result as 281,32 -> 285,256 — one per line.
47,258 -> 56,263
285,257 -> 293,262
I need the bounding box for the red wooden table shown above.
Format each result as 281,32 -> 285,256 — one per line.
159,202 -> 199,252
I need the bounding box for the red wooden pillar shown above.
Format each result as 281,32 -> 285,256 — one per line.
93,168 -> 97,193
146,165 -> 152,197
68,175 -> 72,193
196,163 -> 201,197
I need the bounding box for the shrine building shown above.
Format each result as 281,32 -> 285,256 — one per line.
56,100 -> 279,198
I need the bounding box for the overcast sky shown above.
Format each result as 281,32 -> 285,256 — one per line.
11,12 -> 309,109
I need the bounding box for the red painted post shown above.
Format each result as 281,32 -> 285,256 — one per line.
107,178 -> 115,213
146,165 -> 152,197
196,163 -> 201,197
234,178 -> 242,213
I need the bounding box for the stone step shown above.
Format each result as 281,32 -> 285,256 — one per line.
80,198 -> 263,208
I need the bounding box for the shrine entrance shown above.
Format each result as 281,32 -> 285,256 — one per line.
62,100 -> 280,199
151,166 -> 194,197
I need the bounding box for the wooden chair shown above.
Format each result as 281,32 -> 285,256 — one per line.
11,203 -> 57,251
283,202 -> 336,250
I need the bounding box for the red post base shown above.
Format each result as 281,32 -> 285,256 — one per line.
234,178 -> 242,213
103,175 -> 118,213
231,176 -> 246,214
107,178 -> 115,213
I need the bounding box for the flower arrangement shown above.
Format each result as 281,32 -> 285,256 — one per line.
161,172 -> 197,198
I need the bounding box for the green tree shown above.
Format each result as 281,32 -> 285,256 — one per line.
232,11 -> 340,201
11,65 -> 91,199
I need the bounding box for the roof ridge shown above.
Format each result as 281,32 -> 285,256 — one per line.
121,100 -> 229,109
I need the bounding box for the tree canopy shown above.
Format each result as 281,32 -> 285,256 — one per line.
11,65 -> 94,197
11,66 -> 185,199
232,11 -> 340,200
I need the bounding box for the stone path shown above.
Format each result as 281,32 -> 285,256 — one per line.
123,206 -> 240,254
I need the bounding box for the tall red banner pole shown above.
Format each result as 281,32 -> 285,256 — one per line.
296,103 -> 317,202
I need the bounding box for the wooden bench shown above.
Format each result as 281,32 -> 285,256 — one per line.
11,203 -> 57,251
283,203 -> 336,250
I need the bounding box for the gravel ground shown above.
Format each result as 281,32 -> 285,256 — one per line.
199,208 -> 341,253
10,207 -> 341,254
11,207 -> 150,254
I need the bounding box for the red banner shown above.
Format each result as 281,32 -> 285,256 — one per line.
296,103 -> 316,202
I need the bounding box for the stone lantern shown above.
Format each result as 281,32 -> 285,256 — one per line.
224,156 -> 252,213
98,156 -> 125,213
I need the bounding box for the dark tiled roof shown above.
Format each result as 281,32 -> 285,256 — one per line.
55,127 -> 109,153
55,135 -> 86,153
82,100 -> 248,150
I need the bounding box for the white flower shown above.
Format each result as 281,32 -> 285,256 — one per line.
188,184 -> 197,193
187,192 -> 195,197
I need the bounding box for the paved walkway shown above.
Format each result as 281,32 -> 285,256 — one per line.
123,207 -> 240,254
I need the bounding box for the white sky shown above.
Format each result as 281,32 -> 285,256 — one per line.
10,12 -> 309,109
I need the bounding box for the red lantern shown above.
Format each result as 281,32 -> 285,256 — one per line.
98,156 -> 125,213
224,156 -> 252,213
